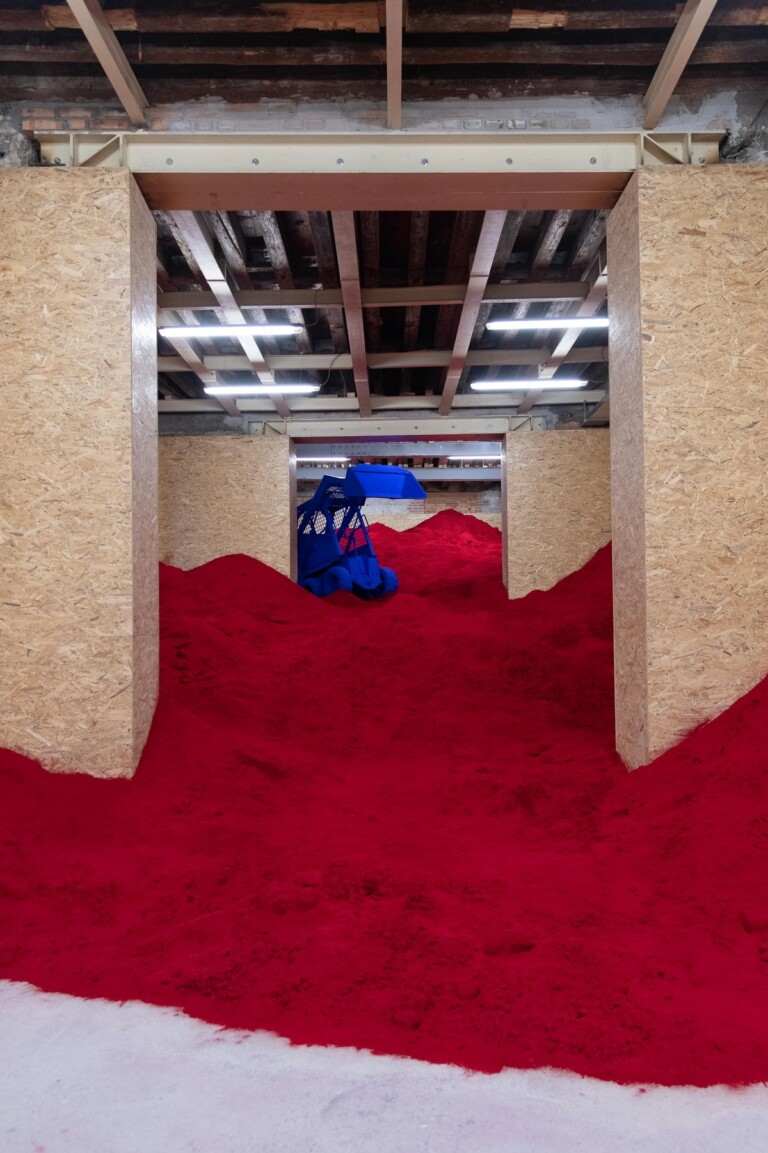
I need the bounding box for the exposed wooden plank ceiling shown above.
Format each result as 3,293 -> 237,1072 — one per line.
1,0 -> 766,104
156,208 -> 610,421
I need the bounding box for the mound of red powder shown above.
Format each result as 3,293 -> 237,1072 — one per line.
1,510 -> 767,1086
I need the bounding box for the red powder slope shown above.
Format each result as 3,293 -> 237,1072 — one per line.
1,511 -> 767,1087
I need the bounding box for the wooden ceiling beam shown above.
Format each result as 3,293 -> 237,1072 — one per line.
331,212 -> 371,417
530,210 -> 572,276
643,0 -> 722,128
434,212 -> 484,357
253,212 -> 317,365
566,210 -> 608,277
6,38 -> 767,67
406,1 -> 757,30
63,0 -> 147,125
27,2 -> 382,33
401,210 -> 430,393
308,211 -> 351,395
359,212 -> 382,354
438,211 -> 509,416
4,1 -> 761,33
470,210 -> 526,347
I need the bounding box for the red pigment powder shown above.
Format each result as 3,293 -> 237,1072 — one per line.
1,510 -> 767,1086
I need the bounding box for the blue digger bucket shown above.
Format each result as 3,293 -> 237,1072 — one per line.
342,464 -> 427,501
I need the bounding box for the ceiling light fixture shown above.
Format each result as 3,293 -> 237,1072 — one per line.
204,384 -> 320,396
486,318 -> 609,331
447,455 -> 502,461
470,379 -> 587,391
300,456 -> 352,463
160,324 -> 302,339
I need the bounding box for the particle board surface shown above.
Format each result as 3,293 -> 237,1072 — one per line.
159,436 -> 291,576
608,172 -> 649,770
504,431 -> 611,600
130,177 -> 160,768
0,168 -> 158,777
609,165 -> 768,767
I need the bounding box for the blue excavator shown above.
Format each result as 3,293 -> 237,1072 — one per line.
297,464 -> 426,598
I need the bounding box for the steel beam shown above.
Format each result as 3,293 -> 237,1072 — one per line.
36,132 -> 723,211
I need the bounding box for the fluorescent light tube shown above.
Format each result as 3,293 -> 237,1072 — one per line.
204,384 -> 320,396
160,324 -> 302,339
486,318 -> 609,331
300,457 -> 352,463
470,379 -> 586,391
447,455 -> 502,461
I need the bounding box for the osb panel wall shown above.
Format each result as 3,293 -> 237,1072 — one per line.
365,490 -> 502,534
610,166 -> 768,769
129,177 -> 160,768
504,431 -> 611,600
159,437 -> 291,576
0,169 -> 158,778
607,172 -> 649,771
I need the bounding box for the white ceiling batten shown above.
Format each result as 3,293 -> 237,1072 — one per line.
158,346 -> 608,374
170,211 -> 293,419
64,0 -> 148,126
331,212 -> 372,418
643,0 -> 721,129
157,283 -> 596,313
438,211 -> 509,417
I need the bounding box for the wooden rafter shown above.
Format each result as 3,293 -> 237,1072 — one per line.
438,212 -> 509,416
401,210 -> 430,394
643,0 -> 721,128
2,37 -> 767,67
64,0 -> 147,124
331,212 -> 371,418
359,212 -> 382,354
308,211 -> 351,396
531,211 -> 572,275
4,2 -> 764,34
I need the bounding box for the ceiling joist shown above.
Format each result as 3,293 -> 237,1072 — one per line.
438,212 -> 509,416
